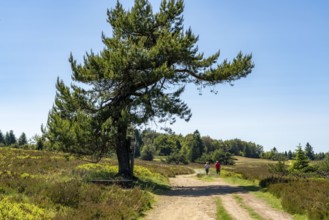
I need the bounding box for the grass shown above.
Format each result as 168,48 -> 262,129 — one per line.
216,197 -> 233,220
252,190 -> 283,210
194,168 -> 217,181
226,156 -> 276,181
233,194 -> 265,220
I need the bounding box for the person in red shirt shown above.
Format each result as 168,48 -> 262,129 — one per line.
215,161 -> 221,175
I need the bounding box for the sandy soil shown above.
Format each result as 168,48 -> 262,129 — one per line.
143,173 -> 293,220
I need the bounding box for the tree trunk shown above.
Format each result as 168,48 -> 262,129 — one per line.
116,122 -> 132,178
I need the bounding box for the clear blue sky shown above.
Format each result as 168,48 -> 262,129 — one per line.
1,1 -> 328,153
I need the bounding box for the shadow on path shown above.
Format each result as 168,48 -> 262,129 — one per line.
164,184 -> 254,197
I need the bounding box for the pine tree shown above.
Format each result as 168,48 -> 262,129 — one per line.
4,132 -> 10,145
4,130 -> 17,146
9,130 -> 17,145
184,130 -> 204,162
18,132 -> 28,146
292,144 -> 309,170
304,142 -> 315,160
0,130 -> 4,145
193,130 -> 204,159
43,0 -> 254,177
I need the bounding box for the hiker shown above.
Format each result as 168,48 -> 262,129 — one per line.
204,162 -> 210,175
215,161 -> 221,175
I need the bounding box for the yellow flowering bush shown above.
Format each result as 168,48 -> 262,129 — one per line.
74,163 -> 118,180
0,197 -> 51,220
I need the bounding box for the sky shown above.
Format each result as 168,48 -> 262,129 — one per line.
1,1 -> 328,153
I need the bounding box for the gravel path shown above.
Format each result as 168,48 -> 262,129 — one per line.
143,174 -> 292,220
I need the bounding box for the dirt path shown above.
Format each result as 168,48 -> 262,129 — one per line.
143,173 -> 292,220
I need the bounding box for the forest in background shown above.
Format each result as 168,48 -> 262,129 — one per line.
1,128 -> 327,165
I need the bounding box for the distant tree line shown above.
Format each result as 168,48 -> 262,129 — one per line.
136,129 -> 329,166
261,142 -> 326,161
0,130 -> 27,147
266,143 -> 329,178
0,129 -> 44,150
1,128 -> 328,169
136,129 -> 265,165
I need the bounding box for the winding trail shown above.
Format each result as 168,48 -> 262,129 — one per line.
143,173 -> 292,220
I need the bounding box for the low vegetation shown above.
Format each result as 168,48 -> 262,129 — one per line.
224,156 -> 329,220
216,198 -> 233,220
233,195 -> 265,220
0,148 -> 193,219
261,177 -> 329,220
1,138 -> 328,219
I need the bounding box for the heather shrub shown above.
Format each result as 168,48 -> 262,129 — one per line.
267,179 -> 329,219
0,147 -> 195,219
259,176 -> 290,188
53,185 -> 152,220
47,179 -> 81,208
79,184 -> 106,204
318,155 -> 329,177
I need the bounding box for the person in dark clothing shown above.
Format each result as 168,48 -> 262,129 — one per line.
204,162 -> 210,175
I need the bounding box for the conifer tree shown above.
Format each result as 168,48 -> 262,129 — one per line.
0,130 -> 4,145
4,130 -> 17,146
44,0 -> 254,177
9,130 -> 17,145
183,130 -> 204,162
4,132 -> 10,146
292,145 -> 309,170
304,142 -> 315,160
18,132 -> 28,146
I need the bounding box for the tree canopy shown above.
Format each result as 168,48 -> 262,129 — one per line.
44,0 -> 254,177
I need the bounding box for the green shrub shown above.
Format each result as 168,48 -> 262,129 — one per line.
165,152 -> 188,164
259,176 -> 290,188
47,179 -> 81,208
196,151 -> 235,165
212,150 -> 235,165
53,185 -> 152,220
141,146 -> 154,161
318,155 -> 329,177
79,184 -> 106,204
267,179 -> 329,219
267,160 -> 289,176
